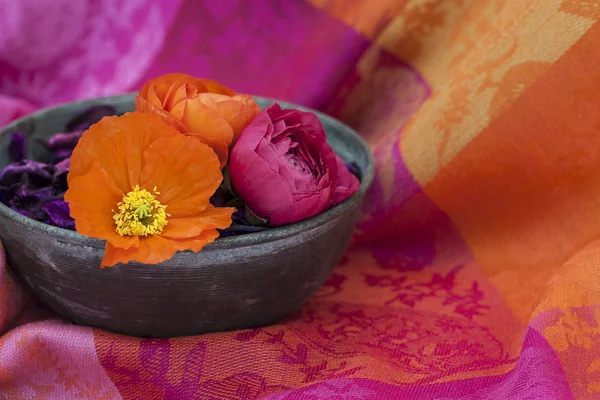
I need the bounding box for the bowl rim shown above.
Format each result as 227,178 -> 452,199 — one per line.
0,94 -> 375,250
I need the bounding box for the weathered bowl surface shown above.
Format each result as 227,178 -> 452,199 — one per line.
0,94 -> 374,338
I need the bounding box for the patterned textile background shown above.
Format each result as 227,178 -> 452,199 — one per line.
0,0 -> 598,398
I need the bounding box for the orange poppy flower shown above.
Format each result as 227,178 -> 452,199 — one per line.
65,112 -> 234,267
135,73 -> 260,166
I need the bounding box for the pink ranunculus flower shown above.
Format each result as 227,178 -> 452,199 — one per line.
229,103 -> 360,226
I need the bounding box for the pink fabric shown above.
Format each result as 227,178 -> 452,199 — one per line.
265,329 -> 572,399
0,321 -> 120,398
0,95 -> 35,127
0,0 -> 182,106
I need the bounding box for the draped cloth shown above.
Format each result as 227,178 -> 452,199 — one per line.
0,0 -> 598,398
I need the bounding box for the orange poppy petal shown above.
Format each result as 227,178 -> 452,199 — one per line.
184,134 -> 229,168
196,78 -> 236,96
65,164 -> 138,250
101,239 -> 161,267
140,135 -> 223,217
195,93 -> 229,110
161,80 -> 188,109
196,93 -> 260,139
234,94 -> 261,116
137,94 -> 230,166
139,73 -> 236,102
145,73 -> 195,102
162,206 -> 234,239
101,230 -> 221,267
170,99 -> 234,145
102,242 -> 138,268
218,99 -> 260,139
135,96 -> 188,133
163,82 -> 195,111
139,82 -> 150,100
145,86 -> 163,108
69,112 -> 181,194
142,73 -> 210,107
228,110 -> 261,141
170,229 -> 221,252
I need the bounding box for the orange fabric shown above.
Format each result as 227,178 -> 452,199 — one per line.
423,22 -> 600,320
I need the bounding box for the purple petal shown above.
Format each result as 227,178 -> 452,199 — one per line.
0,160 -> 55,188
49,158 -> 70,194
46,131 -> 83,152
53,150 -> 73,164
14,185 -> 53,203
54,157 -> 70,175
7,186 -> 54,221
8,132 -> 26,162
65,105 -> 117,132
0,105 -> 117,231
42,200 -> 75,230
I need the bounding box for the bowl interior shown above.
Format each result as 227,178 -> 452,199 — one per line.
0,94 -> 375,248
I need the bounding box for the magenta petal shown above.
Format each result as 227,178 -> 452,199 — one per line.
230,146 -> 294,222
236,105 -> 279,151
299,112 -> 327,140
332,156 -> 360,205
229,102 -> 355,227
270,193 -> 326,226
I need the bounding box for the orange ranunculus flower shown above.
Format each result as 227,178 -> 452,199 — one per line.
135,73 -> 260,166
65,112 -> 235,267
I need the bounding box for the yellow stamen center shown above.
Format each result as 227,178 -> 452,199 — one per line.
113,185 -> 168,237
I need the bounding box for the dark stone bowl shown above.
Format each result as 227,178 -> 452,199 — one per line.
0,94 -> 374,338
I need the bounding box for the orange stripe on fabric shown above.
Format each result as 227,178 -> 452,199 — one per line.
422,21 -> 600,321
307,0 -> 408,39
